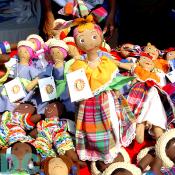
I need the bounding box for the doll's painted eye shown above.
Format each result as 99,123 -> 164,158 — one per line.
80,38 -> 85,43
92,35 -> 97,40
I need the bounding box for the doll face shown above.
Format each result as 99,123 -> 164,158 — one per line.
120,43 -> 134,58
75,29 -> 102,53
14,103 -> 35,114
166,51 -> 175,61
144,45 -> 159,60
48,158 -> 68,175
18,47 -> 31,61
166,139 -> 175,164
28,38 -> 38,51
139,56 -> 155,71
45,102 -> 64,118
50,47 -> 65,63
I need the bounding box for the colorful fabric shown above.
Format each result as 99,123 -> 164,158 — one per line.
70,56 -> 118,93
36,118 -> 74,157
163,83 -> 175,105
161,166 -> 175,175
0,111 -> 34,146
54,130 -> 75,155
76,90 -> 135,163
127,82 -> 175,125
34,137 -> 56,158
91,6 -> 108,23
134,66 -> 160,83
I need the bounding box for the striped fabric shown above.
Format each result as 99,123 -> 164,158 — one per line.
76,0 -> 89,17
76,90 -> 135,163
36,118 -> 74,157
127,82 -> 175,125
161,167 -> 175,175
91,6 -> 108,23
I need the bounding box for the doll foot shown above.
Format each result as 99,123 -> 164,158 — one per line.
152,126 -> 164,139
136,123 -> 145,144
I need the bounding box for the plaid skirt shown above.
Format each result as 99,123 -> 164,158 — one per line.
76,90 -> 136,164
127,82 -> 175,126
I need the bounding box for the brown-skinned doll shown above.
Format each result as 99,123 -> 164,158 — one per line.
34,101 -> 86,168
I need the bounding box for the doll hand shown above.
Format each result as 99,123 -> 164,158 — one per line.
65,149 -> 87,168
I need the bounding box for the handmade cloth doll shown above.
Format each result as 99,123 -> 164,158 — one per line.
16,40 -> 40,92
101,162 -> 142,175
116,52 -> 175,143
41,155 -> 79,175
119,43 -> 141,60
26,34 -> 48,71
144,43 -> 169,73
60,14 -> 136,165
34,101 -> 85,167
91,147 -> 131,175
0,103 -> 41,148
29,38 -> 70,114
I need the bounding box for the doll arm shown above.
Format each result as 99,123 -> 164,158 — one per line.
26,77 -> 39,92
137,150 -> 155,171
114,60 -> 135,71
150,157 -> 163,175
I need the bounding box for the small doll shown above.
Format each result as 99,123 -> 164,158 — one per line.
51,19 -> 71,40
144,43 -> 169,73
101,162 -> 142,175
116,52 -> 175,143
41,155 -> 79,175
34,101 -> 86,167
91,147 -> 131,175
26,34 -> 48,70
65,14 -> 136,165
0,103 -> 41,148
17,40 -> 40,92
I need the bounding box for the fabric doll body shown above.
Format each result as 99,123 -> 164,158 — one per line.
144,43 -> 169,73
0,41 -> 40,113
0,103 -> 41,147
67,17 -> 136,164
126,53 -> 175,143
34,102 -> 77,164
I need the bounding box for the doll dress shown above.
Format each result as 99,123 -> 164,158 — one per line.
0,64 -> 40,112
69,55 -> 136,164
127,67 -> 175,132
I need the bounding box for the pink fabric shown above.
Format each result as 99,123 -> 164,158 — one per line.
33,38 -> 42,50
